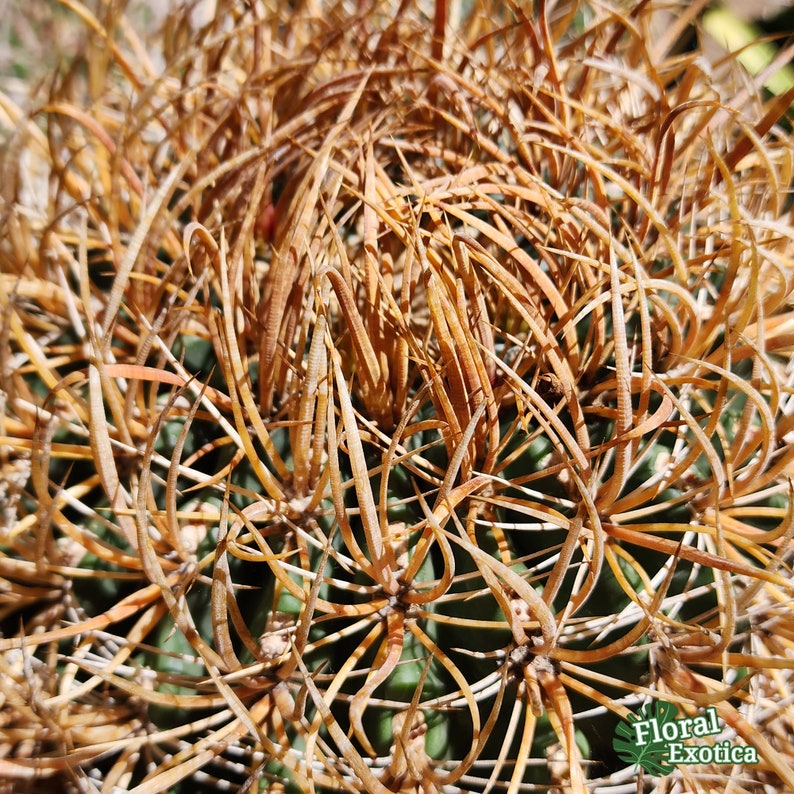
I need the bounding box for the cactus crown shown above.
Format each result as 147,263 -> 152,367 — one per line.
2,1 -> 794,792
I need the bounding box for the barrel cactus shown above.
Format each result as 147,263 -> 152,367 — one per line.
1,1 -> 793,792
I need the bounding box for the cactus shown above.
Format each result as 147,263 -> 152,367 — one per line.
1,1 -> 794,792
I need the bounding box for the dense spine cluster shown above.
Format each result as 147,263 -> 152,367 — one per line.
1,2 -> 793,792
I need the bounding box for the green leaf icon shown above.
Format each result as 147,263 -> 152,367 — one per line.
613,700 -> 678,776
